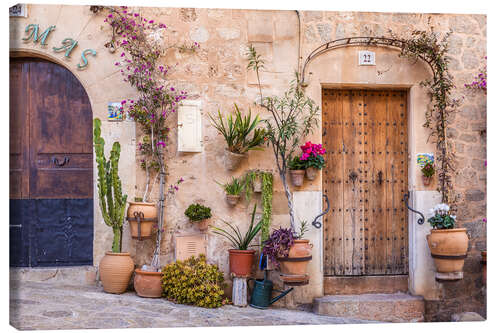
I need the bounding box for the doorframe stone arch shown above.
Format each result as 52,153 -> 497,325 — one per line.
295,43 -> 444,303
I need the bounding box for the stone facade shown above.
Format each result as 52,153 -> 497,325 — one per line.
10,5 -> 486,321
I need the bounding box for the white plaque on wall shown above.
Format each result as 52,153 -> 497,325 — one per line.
358,51 -> 376,66
177,100 -> 203,152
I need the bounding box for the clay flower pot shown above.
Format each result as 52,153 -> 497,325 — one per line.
194,218 -> 211,232
127,202 -> 157,239
99,252 -> 134,294
423,176 -> 432,186
305,167 -> 319,181
229,249 -> 255,277
226,194 -> 240,206
134,269 -> 163,298
427,228 -> 469,275
278,239 -> 313,276
290,170 -> 305,187
224,149 -> 246,171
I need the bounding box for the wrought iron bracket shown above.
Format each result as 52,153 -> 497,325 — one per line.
403,191 -> 425,225
312,194 -> 330,229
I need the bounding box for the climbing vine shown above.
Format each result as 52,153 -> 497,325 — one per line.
390,26 -> 461,206
261,172 -> 273,245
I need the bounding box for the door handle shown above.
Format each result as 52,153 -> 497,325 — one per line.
349,171 -> 358,182
53,156 -> 70,167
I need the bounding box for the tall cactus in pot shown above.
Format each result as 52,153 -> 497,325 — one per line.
93,118 -> 128,253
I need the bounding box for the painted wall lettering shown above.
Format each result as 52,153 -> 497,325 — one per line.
53,38 -> 78,58
21,23 -> 97,70
78,49 -> 97,70
22,24 -> 56,45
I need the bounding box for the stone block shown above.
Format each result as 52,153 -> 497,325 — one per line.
451,312 -> 485,321
313,293 -> 425,323
247,14 -> 274,42
466,189 -> 485,202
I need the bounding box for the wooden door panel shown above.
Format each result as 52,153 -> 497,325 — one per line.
10,60 -> 29,199
323,89 -> 408,276
28,60 -> 93,199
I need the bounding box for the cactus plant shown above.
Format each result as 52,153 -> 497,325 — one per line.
93,118 -> 128,253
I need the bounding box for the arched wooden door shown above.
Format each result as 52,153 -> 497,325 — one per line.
10,57 -> 93,267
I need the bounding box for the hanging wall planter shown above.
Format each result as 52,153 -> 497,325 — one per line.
423,176 -> 432,186
427,228 -> 469,280
127,202 -> 158,240
134,269 -> 163,298
289,170 -> 305,187
278,239 -> 313,276
226,194 -> 240,206
224,149 -> 247,171
305,167 -> 319,181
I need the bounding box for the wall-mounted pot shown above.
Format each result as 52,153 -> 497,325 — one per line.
427,228 -> 469,278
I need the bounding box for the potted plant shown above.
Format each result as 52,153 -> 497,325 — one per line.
209,104 -> 267,171
262,221 -> 312,277
93,118 -> 133,294
421,161 -> 435,186
426,203 -> 469,279
300,141 -> 326,181
288,156 -> 307,187
185,203 -> 212,232
218,177 -> 244,206
245,169 -> 263,193
127,197 -> 157,240
211,204 -> 262,277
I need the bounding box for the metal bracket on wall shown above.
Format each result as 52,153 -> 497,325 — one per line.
403,191 -> 425,225
312,194 -> 330,229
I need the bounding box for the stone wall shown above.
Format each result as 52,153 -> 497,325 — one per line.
10,5 -> 486,320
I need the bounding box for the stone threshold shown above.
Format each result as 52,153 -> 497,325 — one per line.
10,266 -> 98,286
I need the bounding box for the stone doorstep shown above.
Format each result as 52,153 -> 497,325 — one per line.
313,293 -> 425,323
10,266 -> 98,286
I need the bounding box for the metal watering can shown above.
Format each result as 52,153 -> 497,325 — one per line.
249,254 -> 293,309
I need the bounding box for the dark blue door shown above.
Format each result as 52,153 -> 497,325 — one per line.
10,58 -> 93,267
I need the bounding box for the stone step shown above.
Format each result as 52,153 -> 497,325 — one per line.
313,293 -> 425,323
10,266 -> 98,286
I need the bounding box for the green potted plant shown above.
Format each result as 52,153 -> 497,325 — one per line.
288,156 -> 307,187
209,104 -> 267,171
218,177 -> 244,206
300,141 -> 326,181
185,203 -> 212,232
262,221 -> 312,280
93,118 -> 133,294
421,161 -> 435,186
211,205 -> 263,277
426,203 -> 469,279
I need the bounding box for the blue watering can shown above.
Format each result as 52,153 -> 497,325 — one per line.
249,254 -> 294,309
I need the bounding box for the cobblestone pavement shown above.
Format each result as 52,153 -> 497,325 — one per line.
10,281 -> 376,330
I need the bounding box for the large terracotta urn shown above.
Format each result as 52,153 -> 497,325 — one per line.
134,269 -> 163,298
127,202 -> 157,239
427,228 -> 469,274
228,249 -> 255,277
278,239 -> 313,276
99,252 -> 134,294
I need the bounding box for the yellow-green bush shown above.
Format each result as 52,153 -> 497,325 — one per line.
161,255 -> 227,308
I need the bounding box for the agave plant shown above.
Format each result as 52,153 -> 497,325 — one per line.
209,104 -> 267,154
211,205 -> 263,250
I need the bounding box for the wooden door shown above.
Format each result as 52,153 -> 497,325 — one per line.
10,58 -> 93,267
322,89 -> 408,276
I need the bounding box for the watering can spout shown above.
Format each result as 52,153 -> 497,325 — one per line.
270,287 -> 294,305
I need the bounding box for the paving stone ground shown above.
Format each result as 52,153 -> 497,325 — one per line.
9,281 -> 377,330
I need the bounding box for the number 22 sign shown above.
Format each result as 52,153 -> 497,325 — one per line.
358,51 -> 376,66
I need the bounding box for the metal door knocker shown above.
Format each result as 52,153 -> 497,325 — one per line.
52,156 -> 70,167
349,171 -> 358,183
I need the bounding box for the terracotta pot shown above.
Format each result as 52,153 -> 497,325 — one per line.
426,228 -> 469,274
481,250 -> 486,285
127,202 -> 157,239
229,249 -> 255,277
99,252 -> 134,294
194,218 -> 211,232
290,170 -> 305,187
423,176 -> 432,186
134,269 -> 163,298
224,149 -> 246,171
278,239 -> 313,276
305,167 -> 319,181
226,194 -> 240,206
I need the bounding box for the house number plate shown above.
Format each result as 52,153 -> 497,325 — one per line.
359,51 -> 376,66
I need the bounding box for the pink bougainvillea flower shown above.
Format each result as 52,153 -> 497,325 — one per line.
156,141 -> 166,148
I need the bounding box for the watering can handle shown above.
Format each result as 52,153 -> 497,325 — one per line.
270,287 -> 294,305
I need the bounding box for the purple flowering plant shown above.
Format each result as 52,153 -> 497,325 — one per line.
262,227 -> 296,267
465,58 -> 487,94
